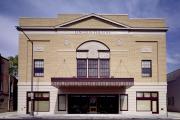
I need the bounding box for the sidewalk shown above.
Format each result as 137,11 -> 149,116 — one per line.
0,112 -> 30,119
0,112 -> 180,119
168,112 -> 180,119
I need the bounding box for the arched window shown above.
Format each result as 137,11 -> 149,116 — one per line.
76,41 -> 110,78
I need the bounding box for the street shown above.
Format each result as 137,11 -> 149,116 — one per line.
0,112 -> 180,120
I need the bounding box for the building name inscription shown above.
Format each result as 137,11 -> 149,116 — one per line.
74,31 -> 110,35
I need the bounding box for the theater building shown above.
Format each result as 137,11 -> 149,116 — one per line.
17,13 -> 167,116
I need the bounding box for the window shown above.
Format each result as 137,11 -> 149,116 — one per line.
99,59 -> 110,78
168,97 -> 174,106
0,80 -> 2,92
171,97 -> 174,106
137,100 -> 151,111
58,95 -> 66,111
142,60 -> 152,77
120,94 -> 128,111
27,92 -> 49,112
137,92 -> 143,98
34,59 -> 44,77
136,92 -> 158,112
77,59 -> 87,78
88,59 -> 98,78
77,59 -> 110,78
144,92 -> 151,97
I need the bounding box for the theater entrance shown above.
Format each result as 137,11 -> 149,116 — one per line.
68,94 -> 118,114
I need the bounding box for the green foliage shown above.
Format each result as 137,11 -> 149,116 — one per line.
8,55 -> 18,77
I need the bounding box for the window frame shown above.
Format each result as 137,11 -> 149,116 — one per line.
34,59 -> 44,77
141,60 -> 152,77
88,59 -> 98,78
77,59 -> 87,78
136,92 -> 158,112
77,58 -> 110,78
120,94 -> 128,111
58,94 -> 66,111
168,96 -> 175,106
27,91 -> 50,113
99,59 -> 110,78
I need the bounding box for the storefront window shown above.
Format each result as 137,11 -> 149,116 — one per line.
136,92 -> 158,113
58,95 -> 66,111
136,92 -> 143,97
27,92 -> 49,113
144,92 -> 151,97
151,93 -> 158,98
137,100 -> 151,111
34,101 -> 49,112
120,94 -> 128,111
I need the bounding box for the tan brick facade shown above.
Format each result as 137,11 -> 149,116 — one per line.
17,14 -> 167,116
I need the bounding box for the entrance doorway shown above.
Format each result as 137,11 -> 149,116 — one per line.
68,94 -> 118,114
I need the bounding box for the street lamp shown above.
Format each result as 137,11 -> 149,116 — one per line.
16,26 -> 34,116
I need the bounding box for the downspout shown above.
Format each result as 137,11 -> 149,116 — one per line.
8,75 -> 11,112
16,26 -> 34,116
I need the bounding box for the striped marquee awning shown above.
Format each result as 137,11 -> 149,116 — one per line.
51,77 -> 134,87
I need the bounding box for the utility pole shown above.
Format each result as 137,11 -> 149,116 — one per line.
16,26 -> 34,116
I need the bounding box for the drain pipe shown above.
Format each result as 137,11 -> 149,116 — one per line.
8,75 -> 10,112
16,26 -> 34,116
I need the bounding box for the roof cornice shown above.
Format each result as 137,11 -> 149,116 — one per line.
16,26 -> 168,32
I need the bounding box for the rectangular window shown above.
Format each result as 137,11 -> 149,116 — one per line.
136,92 -> 158,112
77,59 -> 87,78
99,59 -> 110,78
0,79 -> 2,91
142,60 -> 152,77
136,92 -> 143,98
58,95 -> 66,111
27,92 -> 49,112
172,97 -> 174,106
88,59 -> 98,78
34,59 -> 44,77
137,100 -> 151,111
77,59 -> 110,78
120,94 -> 128,111
168,97 -> 174,106
144,92 -> 151,98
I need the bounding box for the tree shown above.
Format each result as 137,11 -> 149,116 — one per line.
8,55 -> 18,78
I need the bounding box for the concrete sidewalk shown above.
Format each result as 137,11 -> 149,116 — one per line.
167,112 -> 180,119
0,112 -> 180,119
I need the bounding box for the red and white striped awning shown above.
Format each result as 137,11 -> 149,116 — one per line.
51,77 -> 134,87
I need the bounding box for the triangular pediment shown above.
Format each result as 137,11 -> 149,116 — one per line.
55,14 -> 130,29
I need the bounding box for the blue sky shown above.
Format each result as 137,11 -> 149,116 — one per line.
0,0 -> 180,73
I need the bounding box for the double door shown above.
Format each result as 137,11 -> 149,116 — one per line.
68,94 -> 118,114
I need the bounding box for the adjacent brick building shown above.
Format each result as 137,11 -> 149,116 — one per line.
0,55 -> 9,112
0,54 -> 18,112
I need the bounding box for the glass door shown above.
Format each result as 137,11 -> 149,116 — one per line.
89,96 -> 97,113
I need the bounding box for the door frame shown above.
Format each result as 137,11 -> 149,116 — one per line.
151,99 -> 159,114
67,94 -> 119,114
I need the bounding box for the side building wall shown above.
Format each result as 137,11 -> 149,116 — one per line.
168,78 -> 180,112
